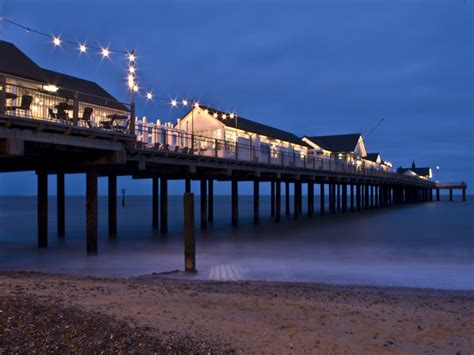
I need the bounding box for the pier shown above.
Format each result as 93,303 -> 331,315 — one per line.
0,41 -> 467,264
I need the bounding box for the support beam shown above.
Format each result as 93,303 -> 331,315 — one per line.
183,192 -> 196,272
232,179 -> 238,226
270,180 -> 275,217
57,173 -> 65,238
285,181 -> 290,215
436,188 -> 440,201
185,177 -> 191,193
86,168 -> 98,255
462,187 -> 466,202
160,178 -> 168,234
356,184 -> 361,211
200,179 -> 208,229
208,179 -> 214,223
320,183 -> 325,216
108,175 -> 117,238
152,177 -> 159,230
350,184 -> 354,211
364,184 -> 369,210
330,184 -> 336,214
37,171 -> 48,248
336,184 -> 340,211
449,188 -> 453,202
275,180 -> 281,222
253,179 -> 259,224
308,182 -> 314,217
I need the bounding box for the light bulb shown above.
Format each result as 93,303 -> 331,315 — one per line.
171,99 -> 177,107
146,92 -> 153,100
101,47 -> 110,58
52,36 -> 61,46
79,43 -> 87,53
182,99 -> 188,106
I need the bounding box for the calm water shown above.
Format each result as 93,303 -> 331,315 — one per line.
0,195 -> 473,290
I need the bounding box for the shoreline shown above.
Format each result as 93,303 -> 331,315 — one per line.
1,270 -> 472,353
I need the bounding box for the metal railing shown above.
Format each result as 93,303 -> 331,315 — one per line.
134,122 -> 427,183
0,79 -> 131,133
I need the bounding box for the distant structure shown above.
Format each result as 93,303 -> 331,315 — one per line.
397,161 -> 432,180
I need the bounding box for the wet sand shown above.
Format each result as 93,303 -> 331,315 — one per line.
0,271 -> 472,354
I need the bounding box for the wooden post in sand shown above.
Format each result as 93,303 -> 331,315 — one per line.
183,192 -> 196,272
57,173 -> 65,237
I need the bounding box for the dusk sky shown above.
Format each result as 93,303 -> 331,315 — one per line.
0,0 -> 472,195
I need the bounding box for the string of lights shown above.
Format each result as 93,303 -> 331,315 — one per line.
0,17 -> 238,119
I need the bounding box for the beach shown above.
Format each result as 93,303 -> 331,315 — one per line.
0,271 -> 472,354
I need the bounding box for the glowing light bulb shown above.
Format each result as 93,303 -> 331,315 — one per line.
133,84 -> 139,92
171,99 -> 177,107
79,43 -> 87,53
204,109 -> 209,114
222,114 -> 227,119
182,99 -> 188,106
129,66 -> 135,73
101,47 -> 110,58
146,92 -> 153,100
193,102 -> 200,108
52,36 -> 61,46
213,113 -> 218,118
128,52 -> 135,62
230,113 -> 235,119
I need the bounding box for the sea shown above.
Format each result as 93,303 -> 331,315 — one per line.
0,195 -> 473,290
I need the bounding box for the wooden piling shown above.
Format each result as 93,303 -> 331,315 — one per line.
308,182 -> 314,216
37,171 -> 48,248
160,178 -> 168,234
86,168 -> 98,254
356,184 -> 361,211
57,173 -> 65,237
462,187 -> 466,202
185,177 -> 191,193
253,178 -> 259,224
330,183 -> 336,214
152,177 -> 159,230
208,179 -> 214,223
364,184 -> 369,210
370,185 -> 374,207
183,192 -> 196,272
285,181 -> 290,215
436,188 -> 440,201
276,180 -> 281,222
320,183 -> 325,216
336,184 -> 340,211
350,184 -> 354,211
271,180 -> 275,217
108,175 -> 117,238
200,179 -> 208,229
449,189 -> 453,201
232,179 -> 238,226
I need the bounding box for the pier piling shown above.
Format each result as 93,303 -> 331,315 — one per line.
253,178 -> 259,224
436,188 -> 440,201
232,179 -> 238,226
37,170 -> 48,248
320,183 -> 325,216
160,178 -> 168,234
462,187 -> 466,202
152,177 -> 159,230
86,168 -> 98,255
364,184 -> 369,210
108,175 -> 117,238
183,192 -> 196,272
285,181 -> 290,215
276,179 -> 281,222
271,180 -> 275,217
57,173 -> 65,237
208,179 -> 214,223
449,189 -> 453,201
308,182 -> 314,216
342,183 -> 347,213
356,184 -> 361,211
350,184 -> 354,211
200,179 -> 208,229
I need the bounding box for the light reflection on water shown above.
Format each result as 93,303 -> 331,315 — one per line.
0,195 -> 473,290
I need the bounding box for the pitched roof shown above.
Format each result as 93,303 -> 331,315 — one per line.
305,133 -> 362,153
0,41 -> 46,82
397,167 -> 431,177
198,106 -> 308,147
0,40 -> 127,111
365,153 -> 380,163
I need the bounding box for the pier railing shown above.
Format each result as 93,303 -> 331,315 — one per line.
0,79 -> 131,132
134,120 -> 426,183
